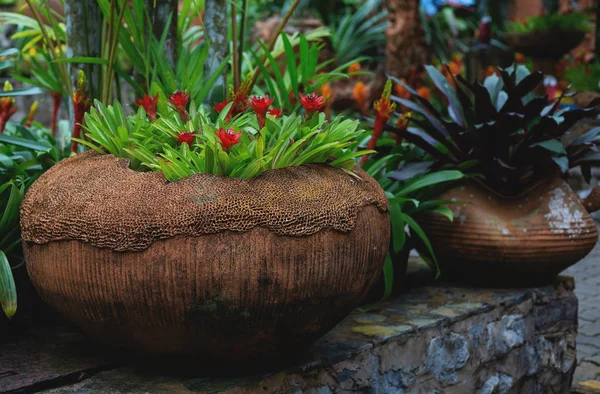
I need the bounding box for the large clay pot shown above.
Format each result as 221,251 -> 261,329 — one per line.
417,177 -> 599,286
20,152 -> 389,360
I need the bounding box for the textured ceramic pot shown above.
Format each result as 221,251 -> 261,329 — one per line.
417,177 -> 599,286
20,152 -> 389,359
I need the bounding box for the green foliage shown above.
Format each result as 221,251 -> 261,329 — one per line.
81,98 -> 372,181
505,12 -> 592,34
362,143 -> 465,298
251,32 -> 362,111
329,0 -> 387,65
390,64 -> 596,196
0,122 -> 69,318
564,62 -> 600,93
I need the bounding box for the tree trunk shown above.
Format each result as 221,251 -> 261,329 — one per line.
596,0 -> 600,59
147,0 -> 178,69
384,0 -> 429,79
64,0 -> 101,142
64,0 -> 101,99
203,0 -> 228,101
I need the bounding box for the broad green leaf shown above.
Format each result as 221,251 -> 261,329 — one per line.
0,250 -> 16,318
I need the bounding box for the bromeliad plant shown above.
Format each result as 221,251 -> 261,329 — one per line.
362,144 -> 464,299
505,12 -> 592,35
389,64 -> 599,196
79,91 -> 373,181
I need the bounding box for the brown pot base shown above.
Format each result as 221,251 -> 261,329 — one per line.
418,177 -> 598,287
24,207 -> 389,359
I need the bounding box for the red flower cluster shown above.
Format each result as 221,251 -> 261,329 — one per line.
168,91 -> 190,122
135,94 -> 159,120
71,71 -> 92,153
217,127 -> 242,151
177,131 -> 195,147
268,108 -> 283,118
0,81 -> 17,134
212,94 -> 283,125
298,93 -> 325,115
248,95 -> 274,129
361,79 -> 396,164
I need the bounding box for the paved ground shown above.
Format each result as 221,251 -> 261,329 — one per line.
564,228 -> 600,383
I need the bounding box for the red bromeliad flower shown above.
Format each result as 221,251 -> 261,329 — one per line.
360,79 -> 396,164
177,131 -> 195,147
298,92 -> 325,114
168,91 -> 190,122
0,81 -> 17,134
213,99 -> 232,122
213,100 -> 230,113
217,127 -> 242,151
71,71 -> 92,153
268,108 -> 283,118
248,95 -> 274,129
135,93 -> 159,120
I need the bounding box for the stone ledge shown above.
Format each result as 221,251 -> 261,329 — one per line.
2,277 -> 578,394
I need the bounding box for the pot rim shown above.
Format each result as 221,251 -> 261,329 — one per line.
463,174 -> 565,200
20,151 -> 389,251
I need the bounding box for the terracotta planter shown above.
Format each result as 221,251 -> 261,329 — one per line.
20,152 -> 389,359
417,177 -> 599,286
505,30 -> 585,59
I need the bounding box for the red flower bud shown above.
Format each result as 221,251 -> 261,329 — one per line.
177,131 -> 195,147
361,80 -> 396,164
0,81 -> 17,134
298,92 -> 325,114
71,71 -> 92,153
168,91 -> 190,122
135,93 -> 159,121
213,100 -> 232,122
268,108 -> 283,118
248,95 -> 274,129
216,127 -> 242,151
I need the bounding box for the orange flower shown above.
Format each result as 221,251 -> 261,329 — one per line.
393,111 -> 412,145
395,112 -> 411,130
448,60 -> 462,76
394,79 -> 410,99
416,86 -> 431,100
348,62 -> 361,73
321,83 -> 332,102
515,52 -> 526,64
352,81 -> 369,115
486,66 -> 500,77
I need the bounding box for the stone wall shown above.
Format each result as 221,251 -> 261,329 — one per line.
28,277 -> 578,394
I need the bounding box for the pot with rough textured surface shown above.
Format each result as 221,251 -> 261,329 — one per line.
417,177 -> 599,286
19,152 -> 390,360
